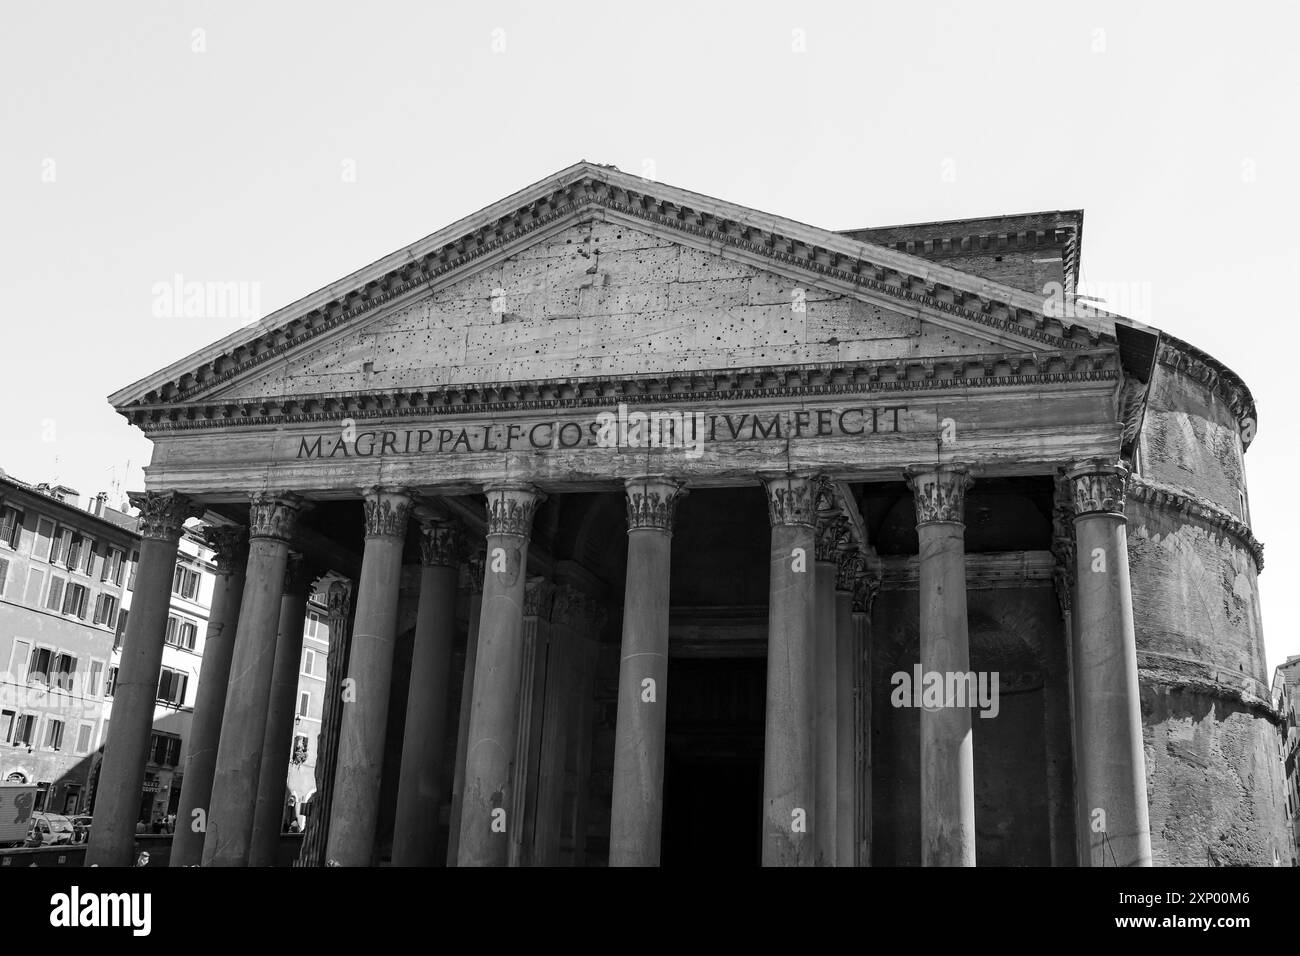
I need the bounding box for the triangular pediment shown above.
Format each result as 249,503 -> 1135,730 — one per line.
198,220 -> 1063,402
111,161 -> 1119,417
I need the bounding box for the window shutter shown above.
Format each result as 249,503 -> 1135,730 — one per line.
46,577 -> 64,611
92,593 -> 104,625
0,509 -> 13,544
0,557 -> 8,596
178,673 -> 189,705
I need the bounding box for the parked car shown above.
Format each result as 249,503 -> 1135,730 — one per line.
68,815 -> 92,844
27,812 -> 75,846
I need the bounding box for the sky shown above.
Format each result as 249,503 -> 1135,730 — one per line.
1,1 -> 1296,672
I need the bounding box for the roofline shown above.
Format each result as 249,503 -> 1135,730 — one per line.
840,209 -> 1084,234
0,474 -> 142,541
109,163 -> 1110,411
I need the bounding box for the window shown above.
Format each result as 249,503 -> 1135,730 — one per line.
302,648 -> 316,676
0,710 -> 13,744
8,640 -> 31,682
51,653 -> 77,692
114,609 -> 128,650
48,527 -> 70,565
297,690 -> 311,718
93,593 -> 118,627
43,718 -> 64,751
305,612 -> 320,639
87,660 -> 104,697
24,568 -> 45,606
33,518 -> 55,560
157,667 -> 188,707
45,576 -> 64,612
127,550 -> 139,590
103,547 -> 124,585
76,723 -> 93,754
27,646 -> 53,686
149,732 -> 182,767
0,506 -> 22,549
0,557 -> 8,597
291,734 -> 309,765
165,616 -> 198,651
62,582 -> 89,618
172,565 -> 200,601
105,665 -> 118,697
13,714 -> 37,747
81,538 -> 97,577
164,615 -> 178,645
64,532 -> 82,571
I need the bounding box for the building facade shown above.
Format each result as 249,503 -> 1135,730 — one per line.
86,162 -> 1287,866
0,478 -> 135,815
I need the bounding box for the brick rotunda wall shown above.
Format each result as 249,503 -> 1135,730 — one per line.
1127,340 -> 1289,865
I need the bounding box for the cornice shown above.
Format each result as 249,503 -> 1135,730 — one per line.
1128,475 -> 1264,573
113,169 -> 1113,417
1156,332 -> 1257,449
124,350 -> 1120,433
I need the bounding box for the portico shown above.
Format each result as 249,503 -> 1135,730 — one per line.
91,162 -> 1160,867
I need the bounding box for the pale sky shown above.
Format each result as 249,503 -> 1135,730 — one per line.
1,1 -> 1296,672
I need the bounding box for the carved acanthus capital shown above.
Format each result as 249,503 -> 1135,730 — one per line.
835,549 -> 864,593
129,491 -> 204,542
247,492 -> 304,543
484,483 -> 545,538
523,577 -> 556,619
418,519 -> 462,568
199,525 -> 248,576
1067,459 -> 1128,517
852,567 -> 882,615
624,476 -> 687,534
361,487 -> 411,538
760,473 -> 817,528
814,512 -> 849,563
904,465 -> 973,526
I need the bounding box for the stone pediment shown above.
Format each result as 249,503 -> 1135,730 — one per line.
109,161 -> 1119,430
196,219 -> 1081,405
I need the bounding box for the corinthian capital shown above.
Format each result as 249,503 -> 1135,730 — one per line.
835,549 -> 864,592
624,476 -> 687,534
199,525 -> 248,576
1067,459 -> 1128,517
129,491 -> 204,543
418,519 -> 462,568
905,465 -> 973,526
247,492 -> 304,543
760,473 -> 817,528
852,567 -> 881,615
361,487 -> 411,538
484,483 -> 545,538
523,577 -> 556,619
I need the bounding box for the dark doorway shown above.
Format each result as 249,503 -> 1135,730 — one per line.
661,656 -> 766,866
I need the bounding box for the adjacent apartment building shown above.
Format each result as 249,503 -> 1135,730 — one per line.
0,475 -> 136,814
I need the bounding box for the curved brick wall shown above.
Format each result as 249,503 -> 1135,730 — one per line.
1128,342 -> 1288,865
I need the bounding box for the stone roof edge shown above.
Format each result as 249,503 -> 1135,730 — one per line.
108,162 -> 1116,413
1155,331 -> 1258,446
1128,474 -> 1264,573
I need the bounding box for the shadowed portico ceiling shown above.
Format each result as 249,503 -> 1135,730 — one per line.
108,160 -> 1132,430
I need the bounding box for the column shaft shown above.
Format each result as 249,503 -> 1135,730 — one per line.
171,527 -> 247,867
248,559 -> 313,866
833,563 -> 856,866
908,465 -> 976,867
457,484 -> 544,867
1069,461 -> 1152,867
759,474 -> 817,867
609,477 -> 683,866
203,494 -> 302,866
392,520 -> 460,866
325,487 -> 411,866
87,492 -> 198,867
446,556 -> 484,866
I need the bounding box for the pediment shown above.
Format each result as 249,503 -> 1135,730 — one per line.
111,161 -> 1119,423
198,220 -> 1065,403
